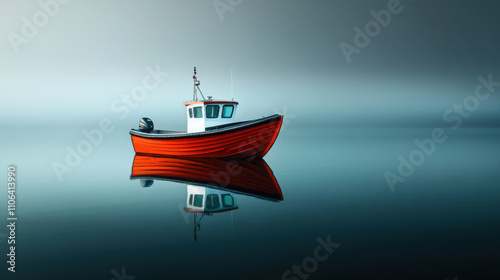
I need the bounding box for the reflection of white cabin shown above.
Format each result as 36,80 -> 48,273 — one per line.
183,100 -> 238,133
184,185 -> 238,213
184,185 -> 238,242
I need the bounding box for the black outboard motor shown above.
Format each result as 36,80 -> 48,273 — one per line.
139,117 -> 154,133
140,179 -> 154,188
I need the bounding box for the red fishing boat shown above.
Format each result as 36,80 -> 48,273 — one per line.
130,67 -> 284,158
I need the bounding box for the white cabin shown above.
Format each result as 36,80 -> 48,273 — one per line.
183,100 -> 238,133
184,67 -> 238,133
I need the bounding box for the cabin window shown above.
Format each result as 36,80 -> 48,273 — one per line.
206,105 -> 220,118
193,106 -> 203,118
189,194 -> 193,205
189,108 -> 193,118
221,194 -> 234,207
222,105 -> 234,118
206,194 -> 220,209
193,194 -> 203,207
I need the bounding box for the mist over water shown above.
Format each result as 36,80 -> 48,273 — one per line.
1,0 -> 500,279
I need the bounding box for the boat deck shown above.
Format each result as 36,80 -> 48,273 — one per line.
130,114 -> 281,139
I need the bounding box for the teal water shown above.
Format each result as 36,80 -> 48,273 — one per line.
1,126 -> 500,280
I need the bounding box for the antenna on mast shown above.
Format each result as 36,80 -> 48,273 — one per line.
230,69 -> 234,101
193,67 -> 198,101
192,67 -> 205,100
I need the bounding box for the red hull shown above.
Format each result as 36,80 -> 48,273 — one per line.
130,115 -> 283,158
131,155 -> 283,201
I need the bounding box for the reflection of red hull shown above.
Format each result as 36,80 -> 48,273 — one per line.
130,115 -> 283,159
131,155 -> 283,201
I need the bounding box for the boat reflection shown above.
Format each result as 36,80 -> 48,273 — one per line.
130,155 -> 283,241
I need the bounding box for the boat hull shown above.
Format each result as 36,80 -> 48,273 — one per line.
130,114 -> 283,159
130,155 -> 283,201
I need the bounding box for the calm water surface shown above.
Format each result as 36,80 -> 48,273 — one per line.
2,126 -> 500,280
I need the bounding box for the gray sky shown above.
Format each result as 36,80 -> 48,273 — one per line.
1,0 -> 499,129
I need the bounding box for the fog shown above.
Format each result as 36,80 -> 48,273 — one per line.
1,0 -> 499,130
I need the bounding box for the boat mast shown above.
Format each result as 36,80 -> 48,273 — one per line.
193,212 -> 198,242
193,212 -> 203,242
193,67 -> 198,101
192,67 -> 206,101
